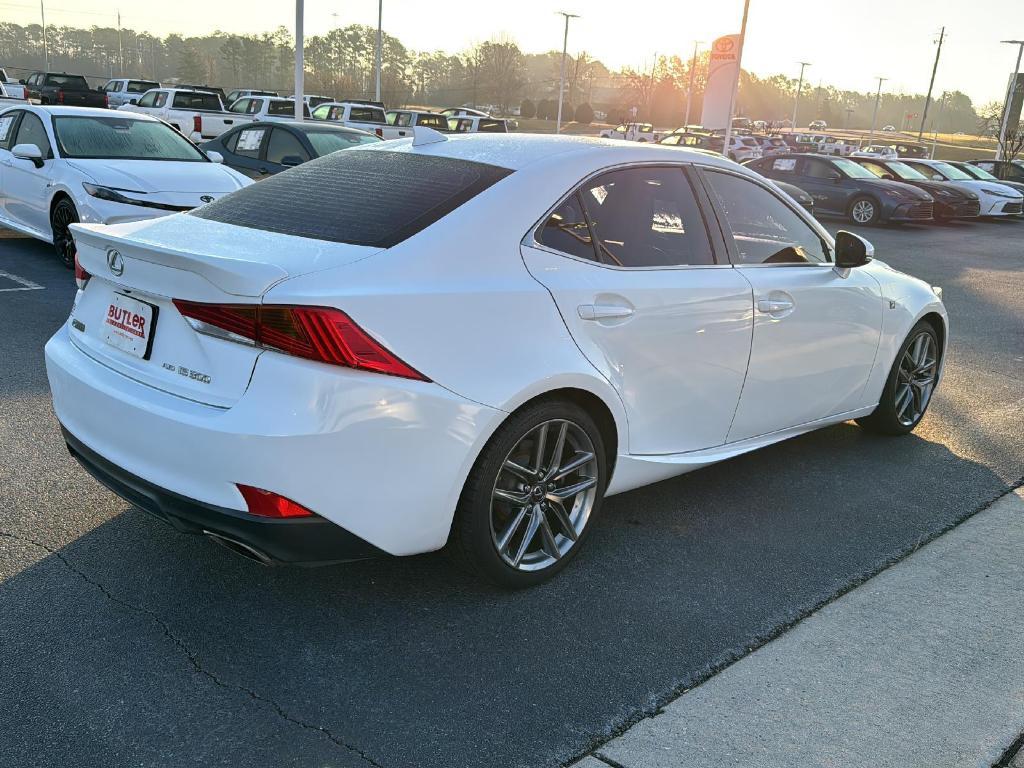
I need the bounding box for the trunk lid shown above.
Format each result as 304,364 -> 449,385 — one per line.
69,217 -> 381,406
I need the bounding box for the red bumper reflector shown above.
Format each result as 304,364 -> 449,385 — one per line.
237,485 -> 315,518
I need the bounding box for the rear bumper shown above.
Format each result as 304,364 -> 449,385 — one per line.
63,426 -> 383,565
46,323 -> 505,557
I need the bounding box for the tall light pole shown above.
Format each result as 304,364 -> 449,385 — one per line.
996,40 -> 1024,161
917,26 -> 944,142
555,11 -> 579,134
868,76 -> 886,143
683,40 -> 703,128
294,0 -> 304,121
40,0 -> 49,72
792,61 -> 810,130
117,10 -> 123,77
721,0 -> 751,157
374,0 -> 383,102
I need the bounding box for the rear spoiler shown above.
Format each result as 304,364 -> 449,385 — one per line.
70,222 -> 288,297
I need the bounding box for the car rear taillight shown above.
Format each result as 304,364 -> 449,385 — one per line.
193,115 -> 202,134
172,300 -> 428,381
74,253 -> 90,290
237,485 -> 315,518
56,89 -> 64,104
103,93 -> 109,108
375,127 -> 383,138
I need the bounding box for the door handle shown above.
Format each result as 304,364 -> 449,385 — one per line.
756,297 -> 795,315
578,304 -> 634,321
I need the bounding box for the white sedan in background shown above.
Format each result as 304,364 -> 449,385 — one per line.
899,157 -> 1024,217
0,105 -> 251,267
46,134 -> 947,587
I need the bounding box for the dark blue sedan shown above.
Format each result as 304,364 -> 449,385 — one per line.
201,121 -> 381,180
745,153 -> 934,224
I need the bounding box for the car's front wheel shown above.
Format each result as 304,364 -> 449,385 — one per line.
849,196 -> 880,225
50,197 -> 79,269
450,399 -> 607,588
857,320 -> 941,435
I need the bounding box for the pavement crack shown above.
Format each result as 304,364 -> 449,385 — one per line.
0,530 -> 384,768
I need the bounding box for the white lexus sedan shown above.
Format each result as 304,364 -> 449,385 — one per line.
45,133 -> 947,587
0,105 -> 250,267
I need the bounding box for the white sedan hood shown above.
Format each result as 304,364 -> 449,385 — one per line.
66,159 -> 248,194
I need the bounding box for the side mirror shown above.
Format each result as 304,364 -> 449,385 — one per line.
12,143 -> 44,168
96,86 -> 104,92
834,230 -> 874,269
205,150 -> 224,164
829,171 -> 842,182
129,99 -> 137,105
18,78 -> 25,84
280,155 -> 304,167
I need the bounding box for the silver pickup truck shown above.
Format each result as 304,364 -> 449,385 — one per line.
310,101 -> 404,139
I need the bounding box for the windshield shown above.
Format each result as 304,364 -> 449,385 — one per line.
45,74 -> 89,89
305,130 -> 380,156
268,100 -> 310,117
930,161 -> 971,180
961,163 -> 996,180
53,116 -> 206,161
887,161 -> 928,180
833,158 -> 877,179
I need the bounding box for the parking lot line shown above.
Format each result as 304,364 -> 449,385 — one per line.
590,487 -> 1024,768
0,270 -> 44,292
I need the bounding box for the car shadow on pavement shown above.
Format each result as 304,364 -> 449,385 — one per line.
0,420 -> 1015,768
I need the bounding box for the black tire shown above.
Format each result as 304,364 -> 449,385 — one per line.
51,197 -> 79,269
848,195 -> 881,225
856,320 -> 940,435
449,399 -> 607,588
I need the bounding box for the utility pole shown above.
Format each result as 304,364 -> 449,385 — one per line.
117,10 -> 123,77
996,40 -> 1024,161
374,0 -> 382,102
721,0 -> 751,158
555,11 -> 579,133
683,40 -> 702,128
40,0 -> 49,71
868,76 -> 886,142
792,61 -> 810,130
294,0 -> 304,121
917,26 -> 944,141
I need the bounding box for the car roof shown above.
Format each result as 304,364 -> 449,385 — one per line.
354,132 -> 740,173
6,104 -> 158,121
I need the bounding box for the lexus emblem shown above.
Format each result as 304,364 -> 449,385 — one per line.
200,195 -> 214,203
106,248 -> 124,277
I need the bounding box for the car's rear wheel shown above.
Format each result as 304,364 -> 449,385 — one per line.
856,320 -> 940,435
449,400 -> 607,588
51,197 -> 79,269
849,196 -> 880,225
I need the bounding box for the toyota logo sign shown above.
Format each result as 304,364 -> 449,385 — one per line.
200,195 -> 214,203
715,38 -> 735,53
106,248 -> 124,277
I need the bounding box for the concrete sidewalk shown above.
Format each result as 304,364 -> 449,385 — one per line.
575,488 -> 1024,768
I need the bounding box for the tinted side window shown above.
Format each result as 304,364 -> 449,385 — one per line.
228,99 -> 250,113
478,120 -> 507,133
703,169 -> 829,265
136,91 -> 156,108
802,158 -> 837,179
578,167 -> 714,267
266,128 -> 310,164
153,92 -> 167,108
537,193 -> 596,261
15,112 -> 52,158
350,107 -> 385,123
221,130 -> 240,153
312,105 -> 330,120
660,135 -> 681,146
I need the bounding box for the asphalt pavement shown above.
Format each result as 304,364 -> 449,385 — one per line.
1,217 -> 1023,768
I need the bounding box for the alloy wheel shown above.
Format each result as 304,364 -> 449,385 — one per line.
851,199 -> 876,224
52,201 -> 78,268
894,332 -> 938,426
489,419 -> 599,572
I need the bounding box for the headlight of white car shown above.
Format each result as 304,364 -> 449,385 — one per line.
82,183 -> 148,205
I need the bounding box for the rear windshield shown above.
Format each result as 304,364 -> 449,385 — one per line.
191,150 -> 512,248
268,100 -> 310,117
127,80 -> 159,93
477,120 -> 507,133
173,91 -> 222,111
304,129 -> 380,156
45,74 -> 89,89
350,107 -> 386,124
416,114 -> 447,130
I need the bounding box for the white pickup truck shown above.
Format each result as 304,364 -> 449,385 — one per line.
225,95 -> 311,123
118,88 -> 240,142
599,122 -> 664,143
310,101 -> 404,139
0,68 -> 27,100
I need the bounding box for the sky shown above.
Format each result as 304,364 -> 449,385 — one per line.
2,0 -> 1020,105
